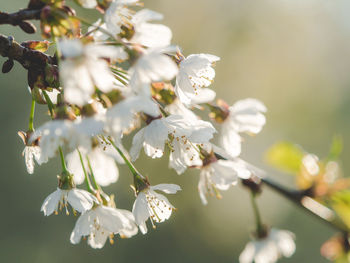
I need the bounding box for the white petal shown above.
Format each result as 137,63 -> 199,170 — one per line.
151,184 -> 181,194
67,188 -> 97,213
66,150 -> 85,185
239,241 -> 256,263
40,189 -> 61,216
143,119 -> 168,158
132,193 -> 150,226
220,121 -> 242,158
88,230 -> 109,249
70,211 -> 92,244
79,0 -> 97,8
230,98 -> 267,134
130,128 -> 146,161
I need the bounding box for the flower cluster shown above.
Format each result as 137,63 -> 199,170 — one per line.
11,0 -> 297,262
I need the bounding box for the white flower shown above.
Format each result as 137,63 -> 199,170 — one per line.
130,114 -> 216,174
78,0 -> 97,8
132,184 -> 181,234
128,46 -> 178,90
220,98 -> 267,158
70,205 -> 138,249
175,53 -> 220,105
169,118 -> 217,174
130,9 -> 172,47
106,94 -> 160,137
30,120 -> 73,160
105,0 -> 138,36
239,228 -> 296,263
18,130 -> 48,174
198,159 -> 251,205
67,147 -> 119,187
191,88 -> 216,105
59,39 -> 127,106
22,145 -> 47,174
30,116 -> 104,161
165,99 -> 198,121
41,188 -> 98,216
88,19 -> 109,42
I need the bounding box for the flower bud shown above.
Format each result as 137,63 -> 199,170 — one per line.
133,175 -> 150,195
44,64 -> 60,88
27,0 -> 46,10
241,176 -> 263,195
151,82 -> 177,105
19,21 -> 37,34
31,86 -> 47,104
2,59 -> 14,73
208,99 -> 230,123
58,171 -> 75,190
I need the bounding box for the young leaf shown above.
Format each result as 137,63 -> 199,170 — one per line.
328,135 -> 343,160
265,141 -> 305,174
332,190 -> 350,229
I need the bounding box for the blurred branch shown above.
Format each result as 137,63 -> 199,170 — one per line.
0,34 -> 55,70
260,177 -> 349,233
214,152 -> 349,233
0,9 -> 41,33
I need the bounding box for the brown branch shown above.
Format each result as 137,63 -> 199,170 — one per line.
214,152 -> 349,233
0,33 -> 58,89
0,8 -> 41,33
260,177 -> 348,233
0,34 -> 55,69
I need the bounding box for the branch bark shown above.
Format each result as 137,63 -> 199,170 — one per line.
0,9 -> 41,26
0,34 -> 55,70
214,152 -> 349,233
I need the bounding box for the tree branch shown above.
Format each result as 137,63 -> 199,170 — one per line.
260,177 -> 348,233
0,8 -> 41,33
214,152 -> 349,233
0,9 -> 41,26
0,33 -> 55,70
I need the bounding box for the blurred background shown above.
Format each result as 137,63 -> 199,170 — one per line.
1,0 -> 350,262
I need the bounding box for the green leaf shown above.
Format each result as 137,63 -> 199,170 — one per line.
332,190 -> 350,229
265,141 -> 305,174
329,135 -> 343,160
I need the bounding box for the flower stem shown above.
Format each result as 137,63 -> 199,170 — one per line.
85,154 -> 101,191
50,26 -> 61,59
250,192 -> 265,237
77,149 -> 94,193
59,147 -> 68,173
76,16 -> 123,44
28,98 -> 35,132
42,90 -> 55,118
102,135 -> 141,177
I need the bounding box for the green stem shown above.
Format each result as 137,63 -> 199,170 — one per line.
86,154 -> 101,191
102,135 -> 141,177
28,98 -> 35,131
50,26 -> 61,59
42,90 -> 55,118
77,149 -> 94,193
76,16 -> 121,43
250,192 -> 264,237
59,147 -> 68,173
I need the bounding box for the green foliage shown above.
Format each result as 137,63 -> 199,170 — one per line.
265,141 -> 305,174
328,135 -> 343,161
332,190 -> 350,229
